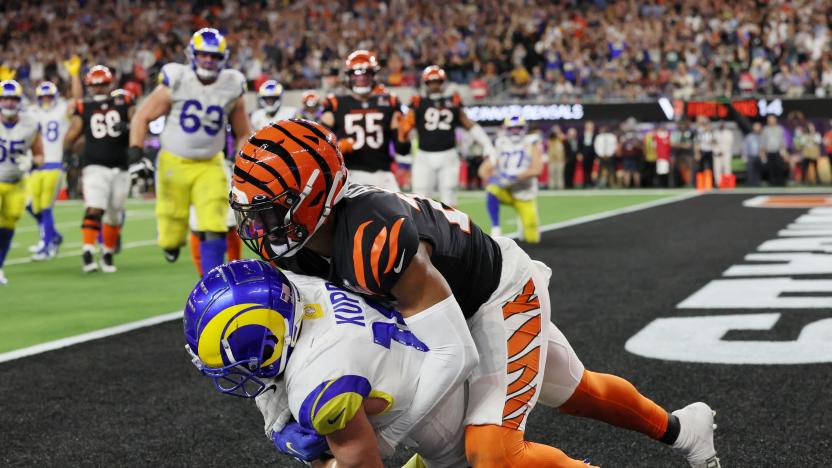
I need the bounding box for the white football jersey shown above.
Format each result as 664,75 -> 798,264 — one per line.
250,107 -> 295,133
158,63 -> 246,160
493,133 -> 541,199
29,99 -> 70,164
282,272 -> 466,458
0,114 -> 39,182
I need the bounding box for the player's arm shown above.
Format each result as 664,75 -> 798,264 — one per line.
517,140 -> 544,182
129,85 -> 172,149
229,95 -> 251,153
478,138 -> 499,181
312,404 -> 383,468
398,107 -> 416,142
31,129 -> 44,167
64,113 -> 83,149
389,108 -> 411,156
63,55 -> 83,108
460,108 -> 497,159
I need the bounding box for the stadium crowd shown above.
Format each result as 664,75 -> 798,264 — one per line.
2,0 -> 832,100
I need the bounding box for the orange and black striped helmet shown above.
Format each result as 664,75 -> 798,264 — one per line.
344,50 -> 379,96
84,65 -> 113,86
231,119 -> 349,260
421,65 -> 446,84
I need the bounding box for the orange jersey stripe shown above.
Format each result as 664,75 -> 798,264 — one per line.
502,279 -> 539,319
384,218 -> 405,273
506,314 -> 542,360
503,385 -> 537,419
506,345 -> 541,395
370,226 -> 388,287
353,221 -> 373,291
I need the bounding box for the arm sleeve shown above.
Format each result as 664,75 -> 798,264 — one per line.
378,295 -> 478,448
296,374 -> 373,436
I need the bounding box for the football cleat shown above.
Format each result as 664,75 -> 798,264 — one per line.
31,244 -> 57,261
82,250 -> 98,273
163,247 -> 180,263
28,241 -> 45,254
101,252 -> 117,273
672,402 -> 720,468
0,269 -> 7,285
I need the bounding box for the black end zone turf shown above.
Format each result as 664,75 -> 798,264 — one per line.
2,193 -> 830,467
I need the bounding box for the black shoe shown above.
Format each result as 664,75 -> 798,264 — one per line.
82,250 -> 98,273
115,233 -> 122,254
163,248 -> 180,263
101,252 -> 117,273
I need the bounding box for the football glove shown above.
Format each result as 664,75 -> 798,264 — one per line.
490,173 -> 517,188
63,55 -> 82,77
272,421 -> 329,463
127,146 -> 144,165
255,377 -> 292,439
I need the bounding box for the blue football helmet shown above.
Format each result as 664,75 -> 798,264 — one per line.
186,27 -> 229,80
504,114 -> 527,142
0,80 -> 23,117
184,259 -> 302,398
258,80 -> 283,115
36,81 -> 59,109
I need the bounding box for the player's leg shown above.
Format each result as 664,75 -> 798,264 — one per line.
81,165 -> 113,273
191,154 -> 230,275
155,150 -> 192,263
32,169 -> 63,259
99,169 -> 131,273
438,149 -> 460,207
411,150 -> 435,199
464,239 -> 592,467
485,184 -> 512,237
26,171 -> 45,253
514,197 -> 540,243
0,181 -> 27,284
226,210 -> 242,261
187,206 -> 202,275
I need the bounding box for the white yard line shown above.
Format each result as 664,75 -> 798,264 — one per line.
4,239 -> 158,266
0,191 -> 701,363
0,311 -> 183,364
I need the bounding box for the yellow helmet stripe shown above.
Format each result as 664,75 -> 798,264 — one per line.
197,303 -> 287,368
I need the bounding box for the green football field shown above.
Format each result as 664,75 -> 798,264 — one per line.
0,190 -> 684,353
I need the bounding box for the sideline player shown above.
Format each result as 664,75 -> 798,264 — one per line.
401,65 -> 495,206
320,50 -> 409,191
0,80 -> 44,284
185,259 -> 477,466
479,115 -> 543,242
249,80 -> 285,132
297,90 -> 322,122
129,28 -> 250,275
230,120 -> 721,468
27,71 -> 78,259
64,66 -> 135,273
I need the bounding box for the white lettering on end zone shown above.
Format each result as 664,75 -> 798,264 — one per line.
723,252 -> 832,276
625,313 -> 832,365
677,278 -> 832,309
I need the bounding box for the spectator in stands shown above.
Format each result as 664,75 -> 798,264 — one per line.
761,115 -> 788,186
563,127 -> 580,189
742,122 -> 764,187
546,126 -> 565,190
594,125 -> 618,188
579,121 -> 596,188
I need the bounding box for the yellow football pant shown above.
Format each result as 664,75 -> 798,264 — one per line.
0,180 -> 27,229
28,168 -> 63,214
486,184 -> 540,243
155,150 -> 229,249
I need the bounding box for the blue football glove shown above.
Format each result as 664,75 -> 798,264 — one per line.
272,421 -> 329,463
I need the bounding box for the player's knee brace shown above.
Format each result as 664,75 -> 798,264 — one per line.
465,425 -> 587,468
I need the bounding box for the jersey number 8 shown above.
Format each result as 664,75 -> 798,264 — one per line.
344,112 -> 384,150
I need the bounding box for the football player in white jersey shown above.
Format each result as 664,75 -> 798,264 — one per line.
27,81 -> 76,260
184,260 -> 475,467
249,80 -> 285,132
480,115 -> 543,243
129,27 -> 250,275
0,80 -> 44,284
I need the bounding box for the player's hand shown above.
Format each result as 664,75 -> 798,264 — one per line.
495,173 -> 517,188
127,146 -> 144,165
255,377 -> 292,438
63,55 -> 82,77
32,154 -> 44,168
272,421 -> 329,463
338,137 -> 355,154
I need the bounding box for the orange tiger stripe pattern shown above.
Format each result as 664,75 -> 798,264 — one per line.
501,278 -> 542,430
353,221 -> 373,291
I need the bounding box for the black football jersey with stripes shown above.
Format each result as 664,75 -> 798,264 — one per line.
411,93 -> 462,152
277,184 -> 502,318
322,93 -> 400,173
76,95 -> 133,169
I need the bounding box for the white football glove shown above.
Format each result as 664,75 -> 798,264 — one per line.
254,377 -> 293,439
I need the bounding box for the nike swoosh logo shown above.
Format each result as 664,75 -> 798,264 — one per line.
264,384 -> 277,394
327,407 -> 347,425
285,442 -> 303,456
392,249 -> 406,274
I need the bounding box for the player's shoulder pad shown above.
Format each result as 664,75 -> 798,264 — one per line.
323,94 -> 338,112
298,374 -> 372,435
337,189 -> 420,296
221,68 -> 247,96
525,133 -> 541,145
158,62 -> 185,88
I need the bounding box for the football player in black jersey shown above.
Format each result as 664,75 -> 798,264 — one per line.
64,65 -> 135,274
319,50 -> 410,192
401,65 -> 495,207
230,120 -> 721,468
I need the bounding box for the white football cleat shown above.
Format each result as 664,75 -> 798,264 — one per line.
82,250 -> 98,273
28,241 -> 44,254
0,269 -> 7,285
672,402 -> 720,468
100,252 -> 117,273
31,244 -> 57,261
